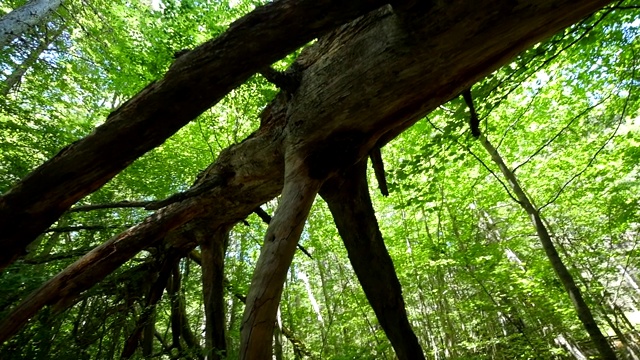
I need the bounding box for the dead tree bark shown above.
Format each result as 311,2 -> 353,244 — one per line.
0,0 -> 62,48
201,226 -> 231,360
0,0 -> 388,271
239,155 -> 324,359
0,0 -> 613,353
320,160 -> 425,360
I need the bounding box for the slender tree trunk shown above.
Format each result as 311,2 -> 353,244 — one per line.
201,226 -> 230,360
478,135 -> 618,359
0,0 -> 62,48
320,160 -> 426,360
273,308 -> 284,360
0,0 -> 614,347
2,25 -> 64,96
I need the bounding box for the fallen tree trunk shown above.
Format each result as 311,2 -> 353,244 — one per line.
0,0 -> 613,355
0,0 -> 62,48
0,0 -> 388,270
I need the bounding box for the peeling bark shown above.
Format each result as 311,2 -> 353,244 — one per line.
0,0 -> 613,351
320,160 -> 425,360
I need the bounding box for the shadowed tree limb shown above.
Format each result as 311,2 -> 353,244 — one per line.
320,160 -> 425,360
259,66 -> 302,94
462,88 -> 481,138
369,145 -> 389,196
69,201 -> 153,212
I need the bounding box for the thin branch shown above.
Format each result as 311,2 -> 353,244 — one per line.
252,207 -> 313,259
483,6 -> 616,120
425,117 -> 521,205
21,247 -> 95,264
513,93 -> 612,173
611,5 -> 640,10
70,201 -> 153,212
197,118 -> 217,162
540,88 -> 633,210
46,224 -> 133,233
496,86 -> 543,150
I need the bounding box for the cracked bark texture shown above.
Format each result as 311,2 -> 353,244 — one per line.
0,0 -> 613,357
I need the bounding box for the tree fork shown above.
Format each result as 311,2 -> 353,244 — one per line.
320,160 -> 425,360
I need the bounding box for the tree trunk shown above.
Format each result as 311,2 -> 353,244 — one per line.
0,0 -> 388,271
0,0 -> 62,48
2,24 -> 64,96
478,135 -> 618,359
320,160 -> 425,360
201,226 -> 231,360
239,155 -> 323,359
121,251 -> 179,359
0,0 -> 613,350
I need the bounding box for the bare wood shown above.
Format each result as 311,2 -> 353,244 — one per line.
239,155 -> 323,359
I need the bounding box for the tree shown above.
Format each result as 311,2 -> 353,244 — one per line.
0,0 -> 626,359
0,0 -> 63,48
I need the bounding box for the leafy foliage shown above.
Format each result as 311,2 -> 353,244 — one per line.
1,0 -> 640,359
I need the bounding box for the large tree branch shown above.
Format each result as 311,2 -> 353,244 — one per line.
201,225 -> 231,360
0,0 -> 389,270
0,0 -> 613,348
320,160 -> 425,360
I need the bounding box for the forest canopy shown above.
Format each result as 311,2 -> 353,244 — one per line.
1,0 -> 640,359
